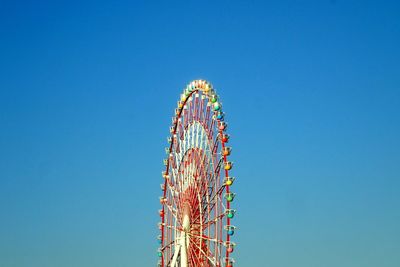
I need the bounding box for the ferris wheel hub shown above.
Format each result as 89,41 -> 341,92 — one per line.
182,204 -> 191,232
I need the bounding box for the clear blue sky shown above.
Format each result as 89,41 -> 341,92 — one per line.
0,0 -> 399,266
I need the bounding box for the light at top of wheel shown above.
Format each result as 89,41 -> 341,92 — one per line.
186,79 -> 213,93
178,79 -> 224,118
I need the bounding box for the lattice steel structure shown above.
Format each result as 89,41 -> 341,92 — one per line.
157,80 -> 237,267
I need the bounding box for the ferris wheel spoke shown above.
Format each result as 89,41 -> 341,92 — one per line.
187,234 -> 217,266
166,184 -> 183,218
164,204 -> 182,228
209,119 -> 215,141
192,96 -> 199,123
164,223 -> 184,234
199,96 -> 204,123
204,105 -> 210,130
195,187 -> 226,225
161,238 -> 176,251
200,213 -> 226,230
190,166 -> 224,224
169,168 -> 179,188
163,222 -> 216,262
188,98 -> 192,124
187,231 -> 224,245
173,150 -> 181,175
187,240 -> 202,266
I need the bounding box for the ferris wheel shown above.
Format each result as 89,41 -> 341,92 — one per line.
157,80 -> 237,267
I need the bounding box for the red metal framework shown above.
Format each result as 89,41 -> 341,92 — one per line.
158,80 -> 236,267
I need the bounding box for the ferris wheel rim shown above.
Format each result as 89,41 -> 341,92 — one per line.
158,80 -> 236,267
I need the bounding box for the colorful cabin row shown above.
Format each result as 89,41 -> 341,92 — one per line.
161,172 -> 170,180
221,133 -> 230,143
226,209 -> 236,219
186,79 -> 212,92
223,146 -> 232,156
225,225 -> 236,236
224,161 -> 233,170
157,235 -> 162,244
225,258 -> 235,267
225,241 -> 236,253
219,121 -> 227,131
213,102 -> 221,111
159,196 -> 166,204
225,192 -> 236,202
225,176 -> 235,186
216,112 -> 224,120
